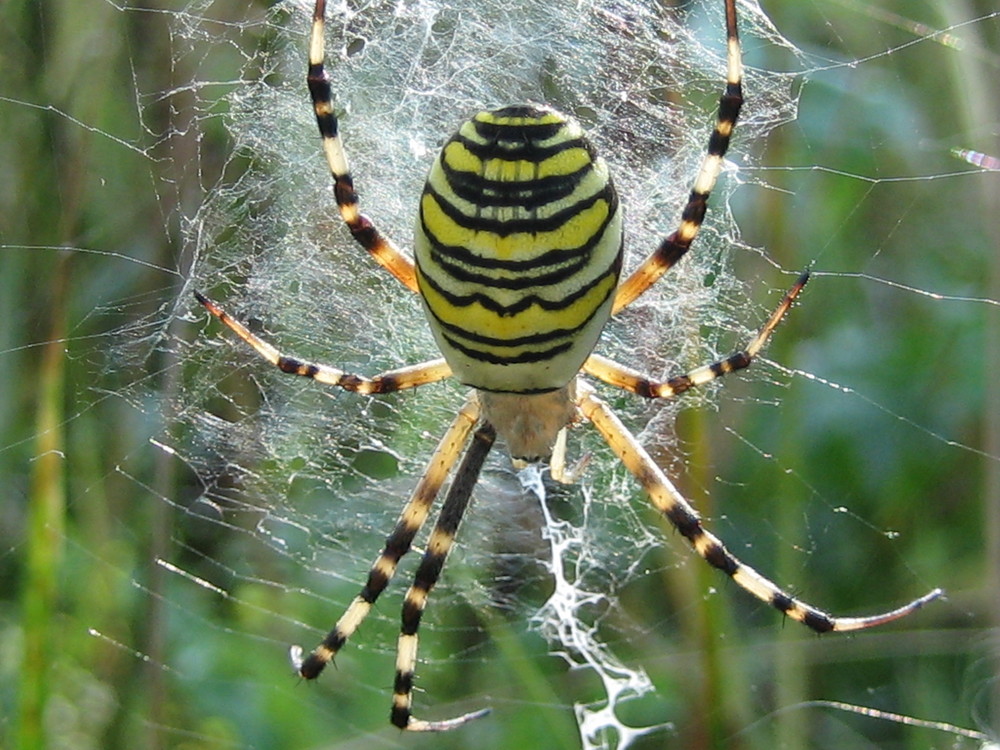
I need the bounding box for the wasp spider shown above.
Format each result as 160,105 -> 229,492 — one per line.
195,0 -> 943,731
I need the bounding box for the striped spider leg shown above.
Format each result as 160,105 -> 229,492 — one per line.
611,0 -> 744,314
195,290 -> 498,730
193,291 -> 450,393
307,0 -> 419,294
579,275 -> 943,633
577,378 -> 942,633
586,270 -> 810,399
390,422 -> 498,732
287,393 -> 482,686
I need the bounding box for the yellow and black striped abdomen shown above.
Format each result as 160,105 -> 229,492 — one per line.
414,106 -> 623,393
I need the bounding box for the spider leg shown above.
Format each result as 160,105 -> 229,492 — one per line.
195,291 -> 451,393
292,394 -> 481,679
588,271 -> 807,398
612,0 -> 742,314
548,427 -> 593,485
576,380 -> 942,632
309,0 -> 419,292
392,422 -> 497,731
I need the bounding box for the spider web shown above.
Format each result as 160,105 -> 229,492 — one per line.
3,1 -> 999,748
154,1 -> 804,745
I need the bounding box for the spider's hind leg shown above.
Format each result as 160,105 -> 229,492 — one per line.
612,0 -> 744,313
309,0 -> 418,291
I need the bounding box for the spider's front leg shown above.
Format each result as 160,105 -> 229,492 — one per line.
576,379 -> 943,632
578,382 -> 943,633
391,422 -> 497,731
291,394 -> 481,680
581,270 -> 941,631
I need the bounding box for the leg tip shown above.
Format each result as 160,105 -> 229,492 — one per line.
290,645 -> 328,680
399,706 -> 492,732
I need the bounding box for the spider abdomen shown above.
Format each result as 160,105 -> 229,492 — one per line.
414,105 -> 623,394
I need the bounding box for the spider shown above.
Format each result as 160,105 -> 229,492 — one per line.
195,0 -> 942,732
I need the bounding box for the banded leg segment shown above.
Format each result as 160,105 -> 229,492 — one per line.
195,291 -> 451,393
588,271 -> 808,398
576,381 -> 943,632
392,423 -> 497,732
309,0 -> 418,292
292,395 -> 481,679
612,0 -> 743,314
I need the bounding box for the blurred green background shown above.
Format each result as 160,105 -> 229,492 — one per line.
1,1 -> 997,749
